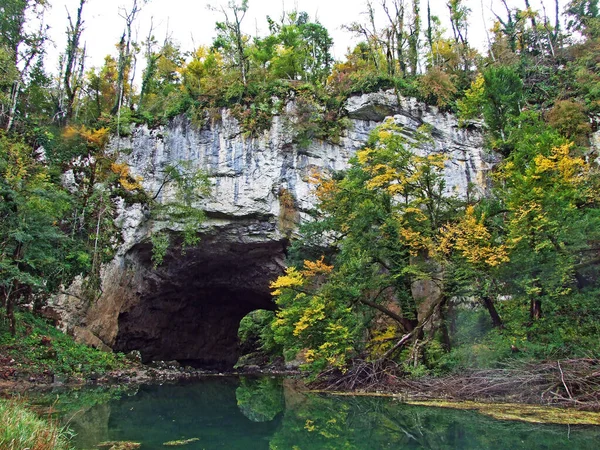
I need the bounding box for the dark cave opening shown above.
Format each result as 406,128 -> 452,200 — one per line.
112,236 -> 286,370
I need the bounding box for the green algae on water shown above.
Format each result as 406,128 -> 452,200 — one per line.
405,400 -> 600,426
163,437 -> 200,446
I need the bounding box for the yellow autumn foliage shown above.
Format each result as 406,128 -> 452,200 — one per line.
110,162 -> 143,191
533,143 -> 585,184
269,267 -> 305,296
63,126 -> 110,149
309,169 -> 339,204
293,296 -> 326,336
302,256 -> 334,277
368,325 -> 398,357
399,226 -> 433,257
440,206 -> 509,267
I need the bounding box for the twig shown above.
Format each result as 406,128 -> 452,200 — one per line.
558,361 -> 573,400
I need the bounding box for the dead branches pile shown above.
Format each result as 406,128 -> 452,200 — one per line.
314,358 -> 600,410
314,359 -> 401,392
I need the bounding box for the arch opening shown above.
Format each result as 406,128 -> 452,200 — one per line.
112,235 -> 285,370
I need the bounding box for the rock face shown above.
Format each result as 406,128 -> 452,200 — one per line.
52,90 -> 497,369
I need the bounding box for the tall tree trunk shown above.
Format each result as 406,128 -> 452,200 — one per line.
5,80 -> 20,131
426,0 -> 433,54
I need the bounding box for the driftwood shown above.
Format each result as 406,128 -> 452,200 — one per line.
312,358 -> 600,410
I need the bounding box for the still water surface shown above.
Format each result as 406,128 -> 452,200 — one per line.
32,377 -> 600,449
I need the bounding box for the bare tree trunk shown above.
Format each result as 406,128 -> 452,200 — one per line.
112,0 -> 142,116
5,80 -> 20,131
530,298 -> 542,320
482,295 -> 503,328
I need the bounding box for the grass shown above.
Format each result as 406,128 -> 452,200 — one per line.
0,398 -> 73,450
0,310 -> 130,378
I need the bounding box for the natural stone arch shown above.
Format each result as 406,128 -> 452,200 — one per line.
110,235 -> 284,369
110,229 -> 285,370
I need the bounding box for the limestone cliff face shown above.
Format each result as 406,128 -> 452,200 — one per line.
116,91 -> 493,246
52,90 -> 497,368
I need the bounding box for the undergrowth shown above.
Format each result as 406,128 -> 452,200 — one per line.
0,399 -> 73,450
0,310 -> 129,377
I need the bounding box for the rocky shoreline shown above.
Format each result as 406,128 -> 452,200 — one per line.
0,356 -> 300,395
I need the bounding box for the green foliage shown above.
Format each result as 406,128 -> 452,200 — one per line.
0,132 -> 93,329
150,232 -> 169,267
0,399 -> 73,450
0,311 -> 129,376
149,161 -> 211,266
287,85 -> 349,146
237,309 -> 281,357
259,11 -> 333,85
457,74 -> 485,125
566,0 -> 600,38
481,66 -> 523,147
235,377 -> 284,422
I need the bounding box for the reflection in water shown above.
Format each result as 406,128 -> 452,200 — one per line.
31,377 -> 600,449
236,377 -> 284,422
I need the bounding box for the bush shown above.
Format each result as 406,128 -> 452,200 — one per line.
0,311 -> 129,376
546,100 -> 592,145
418,68 -> 458,108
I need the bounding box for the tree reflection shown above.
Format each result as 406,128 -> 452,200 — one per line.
236,377 -> 285,422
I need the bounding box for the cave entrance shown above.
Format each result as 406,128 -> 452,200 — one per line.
113,235 -> 286,370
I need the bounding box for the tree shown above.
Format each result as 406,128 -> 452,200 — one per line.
0,133 -> 87,334
83,56 -> 119,121
566,0 -> 600,39
112,0 -> 145,117
0,0 -> 48,131
0,46 -> 20,126
481,66 -> 523,146
56,0 -> 87,124
211,0 -> 250,86
139,38 -> 185,115
266,11 -> 333,84
148,161 -> 211,267
407,0 -> 420,76
271,120 -> 461,372
57,126 -> 142,298
492,116 -> 600,323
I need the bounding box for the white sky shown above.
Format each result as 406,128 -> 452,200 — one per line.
43,0 -> 569,75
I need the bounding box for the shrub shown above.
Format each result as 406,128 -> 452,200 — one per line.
418,68 -> 457,108
546,100 -> 592,145
0,311 -> 129,376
